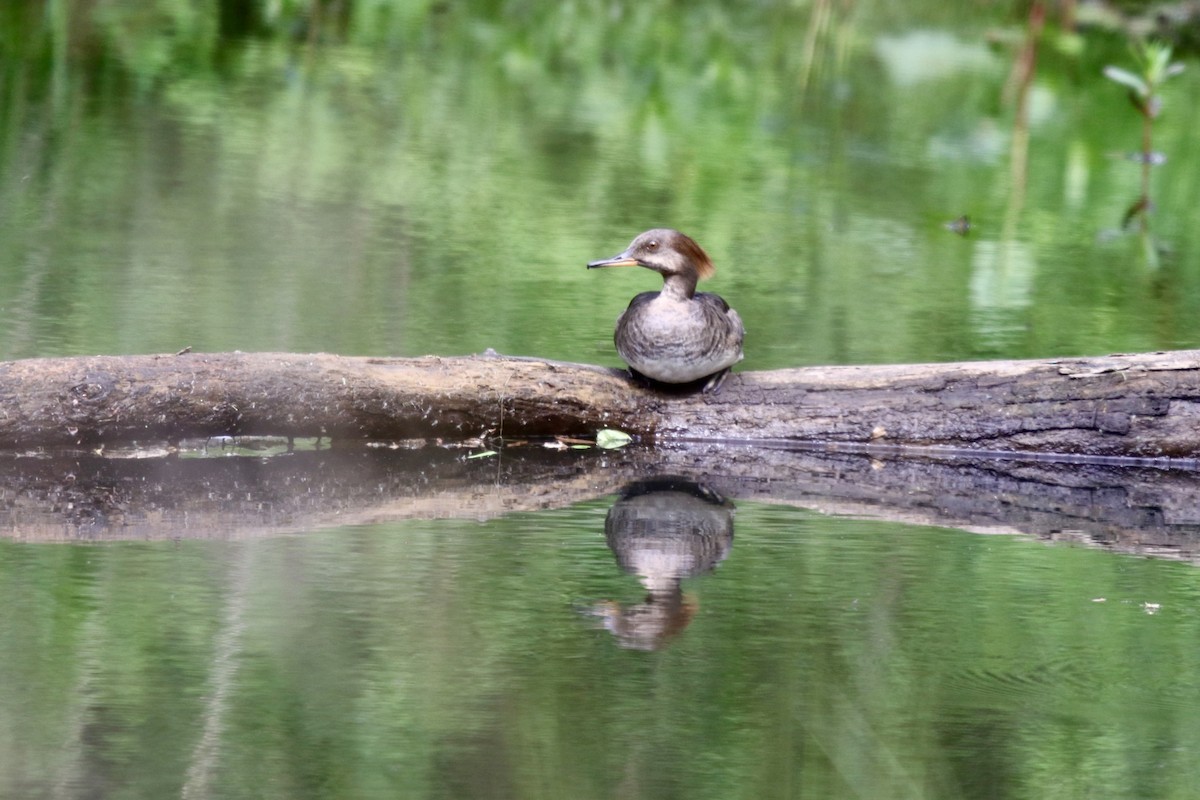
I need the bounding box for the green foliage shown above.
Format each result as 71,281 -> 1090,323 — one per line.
1104,40 -> 1185,117
1102,39 -> 1186,252
1103,64 -> 1150,96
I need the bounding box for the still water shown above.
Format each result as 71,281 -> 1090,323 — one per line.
3,2 -> 1200,798
2,3 -> 1200,366
4,486 -> 1200,800
2,482 -> 1200,800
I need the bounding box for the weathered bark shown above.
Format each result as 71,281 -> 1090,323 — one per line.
2,444 -> 1199,564
1,349 -> 1199,458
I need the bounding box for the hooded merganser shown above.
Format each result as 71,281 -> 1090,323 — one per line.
588,229 -> 744,392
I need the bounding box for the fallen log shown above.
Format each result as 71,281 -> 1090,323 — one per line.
1,349 -> 1199,457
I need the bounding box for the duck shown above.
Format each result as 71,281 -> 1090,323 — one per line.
588,229 -> 744,393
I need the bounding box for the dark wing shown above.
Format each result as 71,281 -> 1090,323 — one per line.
697,291 -> 745,353
623,290 -> 661,313
693,291 -> 731,313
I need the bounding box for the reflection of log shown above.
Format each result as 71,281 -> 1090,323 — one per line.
3,443 -> 1200,565
0,446 -> 611,541
3,350 -> 1200,457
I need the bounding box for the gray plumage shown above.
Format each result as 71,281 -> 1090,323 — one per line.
588,229 -> 745,388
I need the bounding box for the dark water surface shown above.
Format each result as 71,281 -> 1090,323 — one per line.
3,3 -> 1200,798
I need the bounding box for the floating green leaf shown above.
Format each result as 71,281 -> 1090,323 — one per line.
467,450 -> 498,459
595,429 -> 633,449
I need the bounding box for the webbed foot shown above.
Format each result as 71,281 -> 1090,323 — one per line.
701,367 -> 733,395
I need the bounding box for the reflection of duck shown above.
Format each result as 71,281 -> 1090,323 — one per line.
589,477 -> 734,651
588,229 -> 744,393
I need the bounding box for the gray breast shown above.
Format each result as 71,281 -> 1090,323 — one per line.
615,292 -> 744,383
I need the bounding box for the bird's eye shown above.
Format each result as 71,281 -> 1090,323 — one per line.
647,241 -> 658,250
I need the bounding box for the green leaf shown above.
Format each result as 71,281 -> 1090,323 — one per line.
595,429 -> 633,449
1142,42 -> 1174,84
1103,65 -> 1147,96
467,450 -> 498,459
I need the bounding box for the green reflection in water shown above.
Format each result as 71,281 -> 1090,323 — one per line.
0,3 -> 1199,366
2,502 -> 1199,799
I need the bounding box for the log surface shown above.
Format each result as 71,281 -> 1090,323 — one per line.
1,349 -> 1198,457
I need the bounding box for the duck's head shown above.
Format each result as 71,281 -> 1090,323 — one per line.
587,229 -> 715,289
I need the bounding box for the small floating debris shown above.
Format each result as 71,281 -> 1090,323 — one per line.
1120,151 -> 1166,165
944,214 -> 971,236
555,435 -> 595,447
1142,602 -> 1161,615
